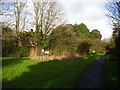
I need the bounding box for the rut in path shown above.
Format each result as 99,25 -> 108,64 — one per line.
77,55 -> 106,88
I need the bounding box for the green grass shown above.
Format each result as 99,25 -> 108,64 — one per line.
2,54 -> 102,88
104,55 -> 120,88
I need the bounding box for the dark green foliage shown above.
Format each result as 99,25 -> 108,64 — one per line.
2,46 -> 30,57
90,39 -> 106,54
2,25 -> 17,46
104,55 -> 120,88
20,32 -> 31,46
106,1 -> 120,62
41,40 -> 49,48
105,38 -> 115,54
77,39 -> 106,54
49,25 -> 79,55
2,26 -> 14,39
2,26 -> 30,57
2,23 -> 105,57
34,32 -> 43,46
49,24 -> 105,55
105,30 -> 120,63
78,41 -> 91,55
33,31 -> 50,49
114,32 -> 120,62
73,23 -> 90,38
90,29 -> 102,39
105,0 -> 120,82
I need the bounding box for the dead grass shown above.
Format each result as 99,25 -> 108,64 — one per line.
30,54 -> 82,61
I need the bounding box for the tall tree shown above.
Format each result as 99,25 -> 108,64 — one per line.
106,0 -> 120,28
90,29 -> 102,39
30,0 -> 65,60
50,24 -> 79,55
73,23 -> 90,39
0,0 -> 27,36
106,0 -> 120,63
14,0 -> 26,36
32,0 -> 65,48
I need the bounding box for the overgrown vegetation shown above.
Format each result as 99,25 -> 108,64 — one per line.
2,46 -> 30,57
2,54 -> 102,88
1,0 -> 107,60
104,54 -> 120,88
106,0 -> 120,63
2,23 -> 106,59
50,24 -> 105,56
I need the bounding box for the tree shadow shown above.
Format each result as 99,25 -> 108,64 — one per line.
2,54 -> 102,88
2,60 -> 80,88
2,57 -> 28,67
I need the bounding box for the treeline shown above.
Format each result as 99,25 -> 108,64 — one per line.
106,1 -> 120,63
1,0 -> 107,60
2,23 -> 107,59
49,23 -> 104,55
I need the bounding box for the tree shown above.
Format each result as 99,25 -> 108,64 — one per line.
106,0 -> 120,28
2,25 -> 16,46
105,37 -> 115,54
14,0 -> 26,36
32,0 -> 65,48
106,0 -> 120,63
29,0 -> 65,60
0,0 -> 27,36
49,25 -> 79,55
90,39 -> 106,54
73,23 -> 90,39
90,29 -> 102,39
78,41 -> 91,55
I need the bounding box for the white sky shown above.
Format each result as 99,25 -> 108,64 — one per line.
59,0 -> 113,39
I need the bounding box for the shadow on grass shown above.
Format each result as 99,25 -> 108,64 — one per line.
2,57 -> 29,67
104,58 -> 120,88
3,54 -> 102,88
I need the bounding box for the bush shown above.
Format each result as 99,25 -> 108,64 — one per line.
77,41 -> 91,55
2,46 -> 30,57
89,39 -> 106,54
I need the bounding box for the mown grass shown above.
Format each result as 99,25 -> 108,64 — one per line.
104,55 -> 120,88
2,54 -> 102,88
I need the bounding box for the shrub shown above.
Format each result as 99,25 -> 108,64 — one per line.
2,46 -> 30,57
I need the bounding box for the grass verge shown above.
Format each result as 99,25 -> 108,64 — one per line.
104,54 -> 120,88
2,54 -> 102,88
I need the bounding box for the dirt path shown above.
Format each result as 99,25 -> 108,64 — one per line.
77,55 -> 106,88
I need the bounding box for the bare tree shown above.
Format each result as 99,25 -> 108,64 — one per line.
0,0 -> 27,36
106,0 -> 120,28
32,0 -> 65,46
14,0 -> 26,36
29,0 -> 66,60
106,0 -> 120,63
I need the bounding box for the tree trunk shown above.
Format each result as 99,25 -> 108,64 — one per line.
29,46 -> 42,60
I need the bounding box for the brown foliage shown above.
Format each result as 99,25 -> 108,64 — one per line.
29,47 -> 81,61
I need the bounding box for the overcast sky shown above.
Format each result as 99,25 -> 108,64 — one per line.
59,0 -> 113,39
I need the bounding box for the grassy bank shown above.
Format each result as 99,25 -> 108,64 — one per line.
2,54 -> 102,88
104,55 -> 120,88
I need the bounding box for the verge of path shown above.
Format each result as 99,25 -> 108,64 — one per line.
76,55 -> 107,88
